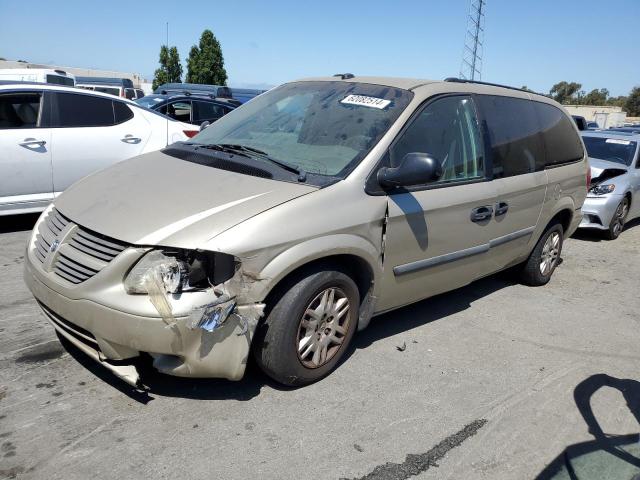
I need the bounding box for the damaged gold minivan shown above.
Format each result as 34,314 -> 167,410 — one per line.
24,76 -> 588,387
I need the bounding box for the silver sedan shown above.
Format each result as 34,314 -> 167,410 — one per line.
579,131 -> 640,239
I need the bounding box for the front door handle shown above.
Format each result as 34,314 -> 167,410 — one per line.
495,201 -> 509,216
470,205 -> 493,222
121,134 -> 141,143
19,138 -> 46,147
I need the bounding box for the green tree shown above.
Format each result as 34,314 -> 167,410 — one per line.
607,95 -> 627,108
520,85 -> 533,92
624,87 -> 640,117
549,81 -> 582,104
186,29 -> 227,85
152,45 -> 182,91
582,88 -> 609,106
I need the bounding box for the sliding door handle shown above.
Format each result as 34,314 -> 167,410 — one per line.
470,205 -> 493,222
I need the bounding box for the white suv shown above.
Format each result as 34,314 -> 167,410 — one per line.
0,84 -> 197,215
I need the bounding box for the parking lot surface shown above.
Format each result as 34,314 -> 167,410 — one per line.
1,214 -> 639,480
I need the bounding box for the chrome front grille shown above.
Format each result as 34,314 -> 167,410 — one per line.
33,208 -> 70,263
33,208 -> 129,285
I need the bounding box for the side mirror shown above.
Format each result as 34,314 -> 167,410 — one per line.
377,152 -> 443,189
200,121 -> 211,131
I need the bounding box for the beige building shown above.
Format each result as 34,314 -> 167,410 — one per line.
0,60 -> 146,87
564,104 -> 627,128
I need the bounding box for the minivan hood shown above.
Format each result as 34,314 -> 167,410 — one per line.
54,151 -> 317,248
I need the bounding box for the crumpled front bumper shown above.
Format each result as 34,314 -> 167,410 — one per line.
24,253 -> 261,387
579,194 -> 624,231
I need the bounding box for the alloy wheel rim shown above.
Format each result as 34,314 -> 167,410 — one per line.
296,287 -> 350,369
540,231 -> 561,276
613,201 -> 628,236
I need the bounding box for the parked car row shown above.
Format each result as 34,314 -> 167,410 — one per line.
0,83 -> 198,215
76,76 -> 145,100
21,75 -> 596,389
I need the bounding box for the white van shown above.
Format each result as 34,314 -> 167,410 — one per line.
0,69 -> 75,86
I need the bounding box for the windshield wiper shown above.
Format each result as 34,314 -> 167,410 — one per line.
185,142 -> 307,181
216,144 -> 307,182
187,142 -> 252,158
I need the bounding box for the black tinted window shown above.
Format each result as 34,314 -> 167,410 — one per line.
55,93 -> 114,127
0,92 -> 41,129
536,103 -> 585,165
477,95 -> 544,177
194,101 -> 226,122
46,75 -> 74,86
114,101 -> 134,124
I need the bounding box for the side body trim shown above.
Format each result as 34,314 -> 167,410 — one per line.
393,226 -> 535,276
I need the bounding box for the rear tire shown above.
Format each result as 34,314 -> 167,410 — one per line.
518,223 -> 564,286
253,269 -> 359,386
604,197 -> 629,240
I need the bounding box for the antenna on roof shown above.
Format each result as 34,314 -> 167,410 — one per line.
459,0 -> 486,81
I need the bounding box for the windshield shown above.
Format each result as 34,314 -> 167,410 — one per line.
582,136 -> 637,166
135,95 -> 166,108
193,81 -> 413,177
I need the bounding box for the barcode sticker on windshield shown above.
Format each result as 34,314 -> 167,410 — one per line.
606,139 -> 631,145
341,95 -> 391,109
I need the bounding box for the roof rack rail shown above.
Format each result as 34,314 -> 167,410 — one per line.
334,73 -> 354,80
444,77 -> 542,95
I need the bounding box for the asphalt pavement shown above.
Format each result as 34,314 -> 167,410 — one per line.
1,214 -> 639,480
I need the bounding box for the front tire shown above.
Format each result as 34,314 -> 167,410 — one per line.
604,197 -> 629,240
519,223 -> 564,286
253,269 -> 359,386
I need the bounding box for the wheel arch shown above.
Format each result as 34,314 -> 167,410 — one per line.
255,235 -> 381,331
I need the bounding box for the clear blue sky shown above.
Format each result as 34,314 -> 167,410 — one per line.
1,0 -> 638,96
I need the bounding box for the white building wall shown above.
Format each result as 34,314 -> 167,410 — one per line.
564,105 -> 627,128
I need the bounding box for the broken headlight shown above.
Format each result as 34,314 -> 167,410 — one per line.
124,249 -> 237,295
589,184 -> 615,195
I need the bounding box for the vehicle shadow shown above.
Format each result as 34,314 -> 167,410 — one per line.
57,268 -> 517,404
535,373 -> 640,479
352,271 -> 516,350
0,213 -> 40,234
572,217 -> 640,242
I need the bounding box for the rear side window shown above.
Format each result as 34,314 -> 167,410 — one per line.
535,103 -> 585,165
194,101 -> 227,122
54,93 -> 114,127
93,86 -> 121,96
0,92 -> 42,129
161,101 -> 192,123
46,75 -> 74,86
114,101 -> 134,124
476,95 -> 544,177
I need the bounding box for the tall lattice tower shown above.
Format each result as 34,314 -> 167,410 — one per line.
459,0 -> 486,80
